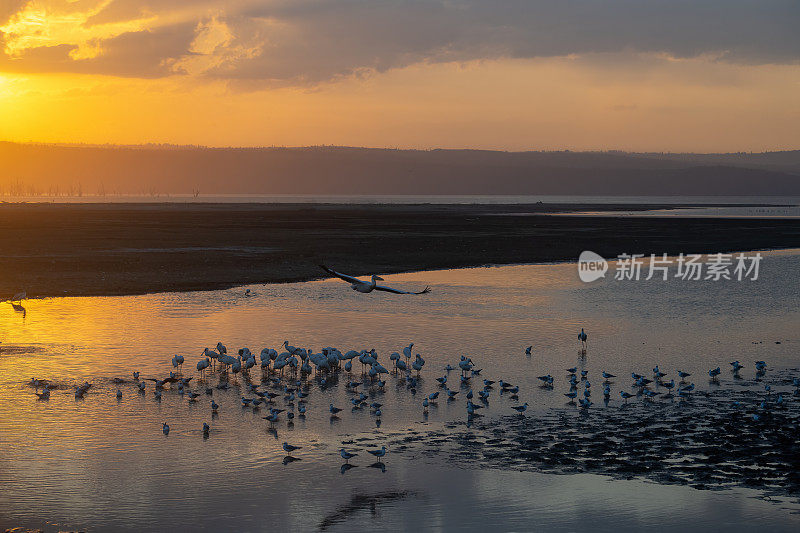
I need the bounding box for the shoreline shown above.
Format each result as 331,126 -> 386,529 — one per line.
2,202 -> 799,298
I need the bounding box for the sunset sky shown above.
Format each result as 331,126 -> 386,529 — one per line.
0,1 -> 798,151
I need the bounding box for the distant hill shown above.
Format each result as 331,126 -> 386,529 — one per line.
1,143 -> 799,197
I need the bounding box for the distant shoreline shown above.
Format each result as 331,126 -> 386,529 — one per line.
1,195 -> 799,207
2,202 -> 799,299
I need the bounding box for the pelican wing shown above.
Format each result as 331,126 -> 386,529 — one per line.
319,265 -> 364,285
374,284 -> 431,295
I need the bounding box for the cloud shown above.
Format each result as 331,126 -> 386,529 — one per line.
1,0 -> 798,84
166,14 -> 263,76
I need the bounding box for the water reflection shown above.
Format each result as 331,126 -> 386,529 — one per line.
9,301 -> 25,319
0,251 -> 799,531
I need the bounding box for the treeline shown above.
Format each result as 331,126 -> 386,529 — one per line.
1,142 -> 799,196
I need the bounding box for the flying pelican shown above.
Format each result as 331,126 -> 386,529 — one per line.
320,265 -> 430,294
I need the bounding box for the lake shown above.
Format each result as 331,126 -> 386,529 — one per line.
1,250 -> 799,531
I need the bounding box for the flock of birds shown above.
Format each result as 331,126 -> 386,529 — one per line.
29,327 -> 799,469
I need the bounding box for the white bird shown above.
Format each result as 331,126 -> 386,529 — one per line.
320,265 -> 430,294
340,449 -> 357,463
367,446 -> 387,462
578,328 -> 588,349
511,402 -> 528,414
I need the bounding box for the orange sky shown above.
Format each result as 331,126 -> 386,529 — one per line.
1,1 -> 798,152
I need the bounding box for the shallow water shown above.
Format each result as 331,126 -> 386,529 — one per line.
551,205 -> 800,218
1,251 -> 799,531
4,194 -> 800,205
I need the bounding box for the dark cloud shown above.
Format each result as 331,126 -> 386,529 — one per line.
0,23 -> 196,78
2,0 -> 798,82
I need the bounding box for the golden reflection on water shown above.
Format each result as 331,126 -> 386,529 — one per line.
0,256 -> 799,531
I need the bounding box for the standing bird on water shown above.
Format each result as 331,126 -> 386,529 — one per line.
367,446 -> 387,462
283,442 -> 301,455
320,265 -> 430,295
340,449 -> 358,463
578,328 -> 588,350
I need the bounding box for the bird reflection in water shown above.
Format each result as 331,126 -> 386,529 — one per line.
340,463 -> 357,475
10,302 -> 26,320
368,462 -> 386,473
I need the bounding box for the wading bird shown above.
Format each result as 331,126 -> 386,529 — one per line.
578,328 -> 588,350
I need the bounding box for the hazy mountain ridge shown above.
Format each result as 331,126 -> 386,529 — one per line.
1,143 -> 798,196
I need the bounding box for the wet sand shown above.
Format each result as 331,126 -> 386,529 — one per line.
352,369 -> 800,500
2,202 -> 799,298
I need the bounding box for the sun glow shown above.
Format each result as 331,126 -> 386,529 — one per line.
0,0 -> 156,60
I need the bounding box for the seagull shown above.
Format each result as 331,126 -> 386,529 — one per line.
162,422 -> 170,435
203,423 -> 210,435
320,265 -> 430,294
330,403 -> 343,415
283,442 -> 301,454
340,449 -> 358,463
578,328 -> 588,349
525,346 -> 532,355
367,446 -> 387,462
511,402 -> 528,414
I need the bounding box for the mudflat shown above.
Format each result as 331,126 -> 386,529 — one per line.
1,202 -> 799,298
